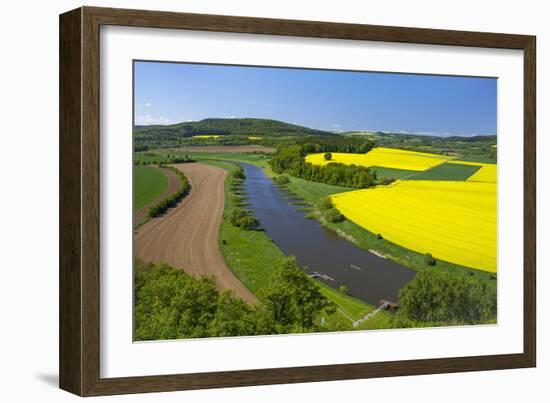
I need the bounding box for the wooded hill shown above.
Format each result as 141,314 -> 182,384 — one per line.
134,118 -> 332,141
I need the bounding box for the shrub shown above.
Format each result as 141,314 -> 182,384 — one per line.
230,208 -> 259,230
324,208 -> 345,223
233,165 -> 246,180
377,233 -> 383,240
238,215 -> 260,230
319,197 -> 333,210
424,253 -> 436,266
379,177 -> 396,185
274,175 -> 290,185
338,285 -> 349,295
324,152 -> 332,161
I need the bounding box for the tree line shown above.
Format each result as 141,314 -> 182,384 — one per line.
226,165 -> 260,230
270,144 -> 377,188
148,166 -> 191,218
134,154 -> 196,165
134,257 -> 336,340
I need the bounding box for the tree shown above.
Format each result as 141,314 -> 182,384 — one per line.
394,271 -> 496,326
208,291 -> 259,337
324,152 -> 332,161
134,258 -> 341,340
261,257 -> 335,333
134,261 -> 219,340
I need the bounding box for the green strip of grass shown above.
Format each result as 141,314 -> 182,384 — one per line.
285,176 -> 351,203
407,162 -> 481,181
457,154 -> 497,164
200,159 -> 286,295
371,166 -> 419,180
317,282 -> 374,319
354,309 -> 394,330
133,166 -> 168,209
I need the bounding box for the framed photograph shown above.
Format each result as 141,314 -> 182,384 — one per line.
59,6 -> 536,396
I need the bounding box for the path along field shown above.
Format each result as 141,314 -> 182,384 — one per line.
331,180 -> 497,272
134,162 -> 258,304
133,166 -> 181,225
305,147 -> 453,171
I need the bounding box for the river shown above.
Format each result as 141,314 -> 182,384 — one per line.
240,163 -> 416,306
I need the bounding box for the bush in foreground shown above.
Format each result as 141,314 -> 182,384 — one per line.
134,257 -> 335,340
394,271 -> 496,327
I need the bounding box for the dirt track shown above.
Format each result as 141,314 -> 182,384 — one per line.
134,168 -> 181,225
134,162 -> 258,304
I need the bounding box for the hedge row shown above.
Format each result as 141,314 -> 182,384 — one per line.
148,166 -> 191,218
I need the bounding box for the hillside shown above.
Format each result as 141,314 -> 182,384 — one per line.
340,131 -> 497,163
135,118 -> 331,141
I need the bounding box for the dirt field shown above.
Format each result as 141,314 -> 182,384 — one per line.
134,162 -> 258,304
166,145 -> 275,153
134,168 -> 181,225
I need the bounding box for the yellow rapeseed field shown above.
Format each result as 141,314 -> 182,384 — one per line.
448,160 -> 497,183
331,180 -> 497,272
248,136 -> 262,140
305,147 -> 453,171
192,135 -> 221,139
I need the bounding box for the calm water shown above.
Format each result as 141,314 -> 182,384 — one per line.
241,163 -> 416,306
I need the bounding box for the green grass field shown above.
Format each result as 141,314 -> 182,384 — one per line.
371,166 -> 418,180
134,166 -> 168,209
285,176 -> 351,204
408,162 -> 480,181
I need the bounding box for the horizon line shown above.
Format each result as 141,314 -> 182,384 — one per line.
134,116 -> 497,138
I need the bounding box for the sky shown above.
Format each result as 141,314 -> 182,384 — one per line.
134,61 -> 497,137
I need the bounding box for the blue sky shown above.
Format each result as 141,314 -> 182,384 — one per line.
134,61 -> 497,136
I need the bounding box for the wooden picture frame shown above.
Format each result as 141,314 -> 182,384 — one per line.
59,6 -> 536,396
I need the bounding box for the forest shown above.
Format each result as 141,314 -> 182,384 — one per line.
270,137 -> 378,188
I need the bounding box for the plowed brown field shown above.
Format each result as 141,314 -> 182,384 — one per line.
134,162 -> 257,304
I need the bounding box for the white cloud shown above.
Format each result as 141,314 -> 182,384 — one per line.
134,114 -> 174,125
145,102 -> 152,107
332,123 -> 340,128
